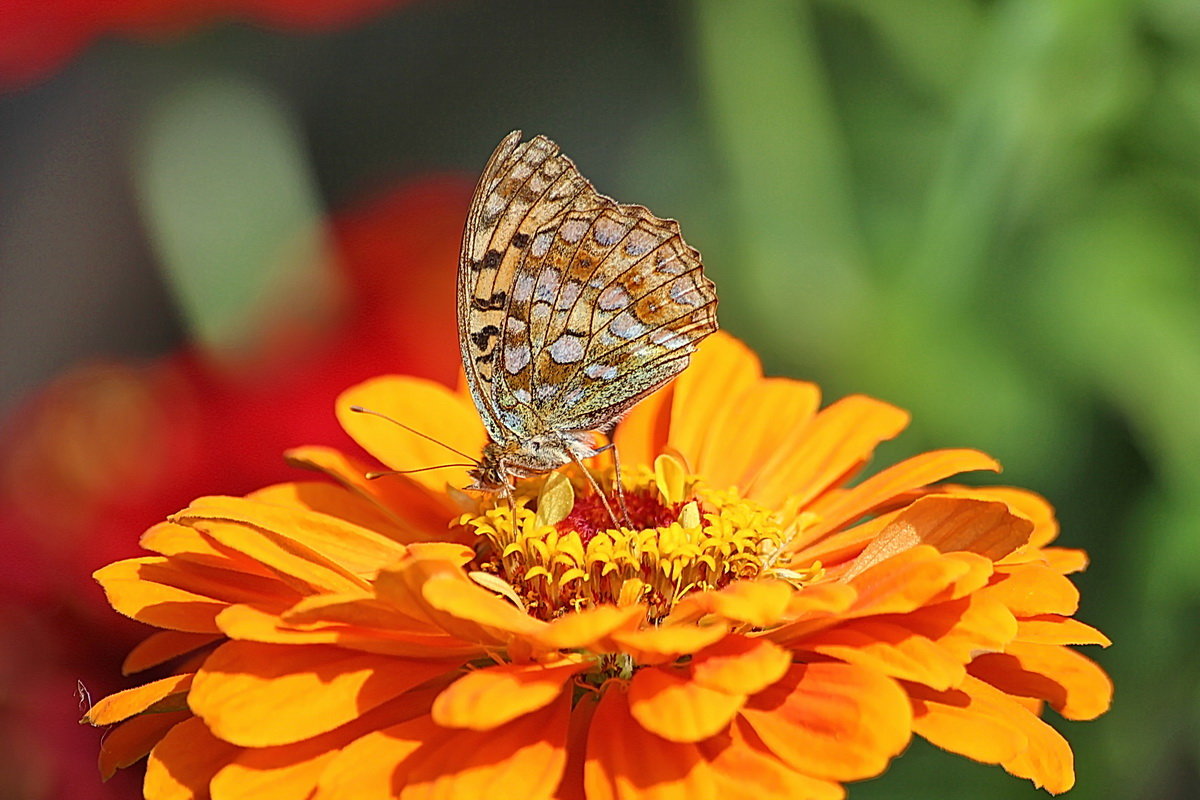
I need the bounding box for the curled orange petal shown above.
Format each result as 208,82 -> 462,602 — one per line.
969,642 -> 1113,721
84,673 -> 193,726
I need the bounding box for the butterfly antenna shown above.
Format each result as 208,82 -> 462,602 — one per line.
365,464 -> 476,479
349,406 -> 479,463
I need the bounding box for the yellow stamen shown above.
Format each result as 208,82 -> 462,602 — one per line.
460,469 -> 821,621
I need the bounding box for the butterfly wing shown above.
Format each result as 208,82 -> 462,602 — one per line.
458,132 -> 593,441
481,136 -> 717,437
461,132 -> 717,443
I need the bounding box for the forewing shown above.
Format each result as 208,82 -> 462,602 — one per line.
458,131 -> 592,440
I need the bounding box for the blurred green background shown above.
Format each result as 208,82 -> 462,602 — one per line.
2,0 -> 1196,797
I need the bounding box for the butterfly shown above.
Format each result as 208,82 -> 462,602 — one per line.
459,131 -> 718,495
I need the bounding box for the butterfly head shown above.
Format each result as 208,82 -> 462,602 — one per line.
465,433 -> 603,493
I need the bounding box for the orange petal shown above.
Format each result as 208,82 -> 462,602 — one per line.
336,376 -> 486,494
552,689 -> 598,800
248,480 -> 413,544
704,718 -> 846,800
85,673 -> 193,726
586,694 -> 846,800
798,620 -> 965,691
189,641 -> 456,747
176,496 -> 402,589
583,687 -> 705,800
283,595 -> 483,658
846,546 -> 982,617
98,710 -> 190,780
983,563 -> 1080,616
610,622 -> 729,664
843,497 -> 1031,581
807,449 -> 1001,537
897,593 -> 1018,663
1016,615 -> 1111,647
784,582 -> 857,618
666,579 -> 793,628
140,521 -> 270,575
613,380 -> 675,471
420,569 -> 548,640
144,716 -> 239,800
374,550 -> 545,645
94,558 -> 226,633
1039,546 -> 1090,575
789,512 -> 892,570
215,601 -> 481,660
532,604 -> 645,650
285,445 -> 460,541
957,675 -> 1076,793
907,681 -> 1028,765
628,665 -> 746,742
968,643 -> 1113,721
761,583 -> 858,645
690,635 -> 792,695
208,686 -> 440,800
740,661 -> 911,781
693,377 -> 822,492
432,660 -> 583,730
935,485 -> 1060,548
212,741 -> 341,800
747,394 -> 910,510
123,631 -> 221,675
666,333 -> 763,467
316,691 -> 571,800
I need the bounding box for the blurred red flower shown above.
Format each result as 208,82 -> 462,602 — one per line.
0,175 -> 468,799
1,0 -> 414,89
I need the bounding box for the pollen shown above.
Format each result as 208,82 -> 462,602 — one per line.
459,456 -> 821,621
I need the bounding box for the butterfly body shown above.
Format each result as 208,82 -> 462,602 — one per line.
459,131 -> 718,493
467,432 -> 603,493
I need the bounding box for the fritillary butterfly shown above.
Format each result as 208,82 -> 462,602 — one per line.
459,131 -> 718,493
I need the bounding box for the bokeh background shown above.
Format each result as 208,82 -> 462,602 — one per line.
1,0 -> 1195,798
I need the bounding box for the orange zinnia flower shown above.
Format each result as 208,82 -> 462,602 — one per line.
85,332 -> 1111,799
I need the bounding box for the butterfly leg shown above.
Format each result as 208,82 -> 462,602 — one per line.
595,442 -> 632,528
501,480 -> 519,523
566,449 -> 622,530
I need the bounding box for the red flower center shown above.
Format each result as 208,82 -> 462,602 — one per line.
557,487 -> 683,543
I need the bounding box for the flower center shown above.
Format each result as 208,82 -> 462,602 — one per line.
460,455 -> 816,621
